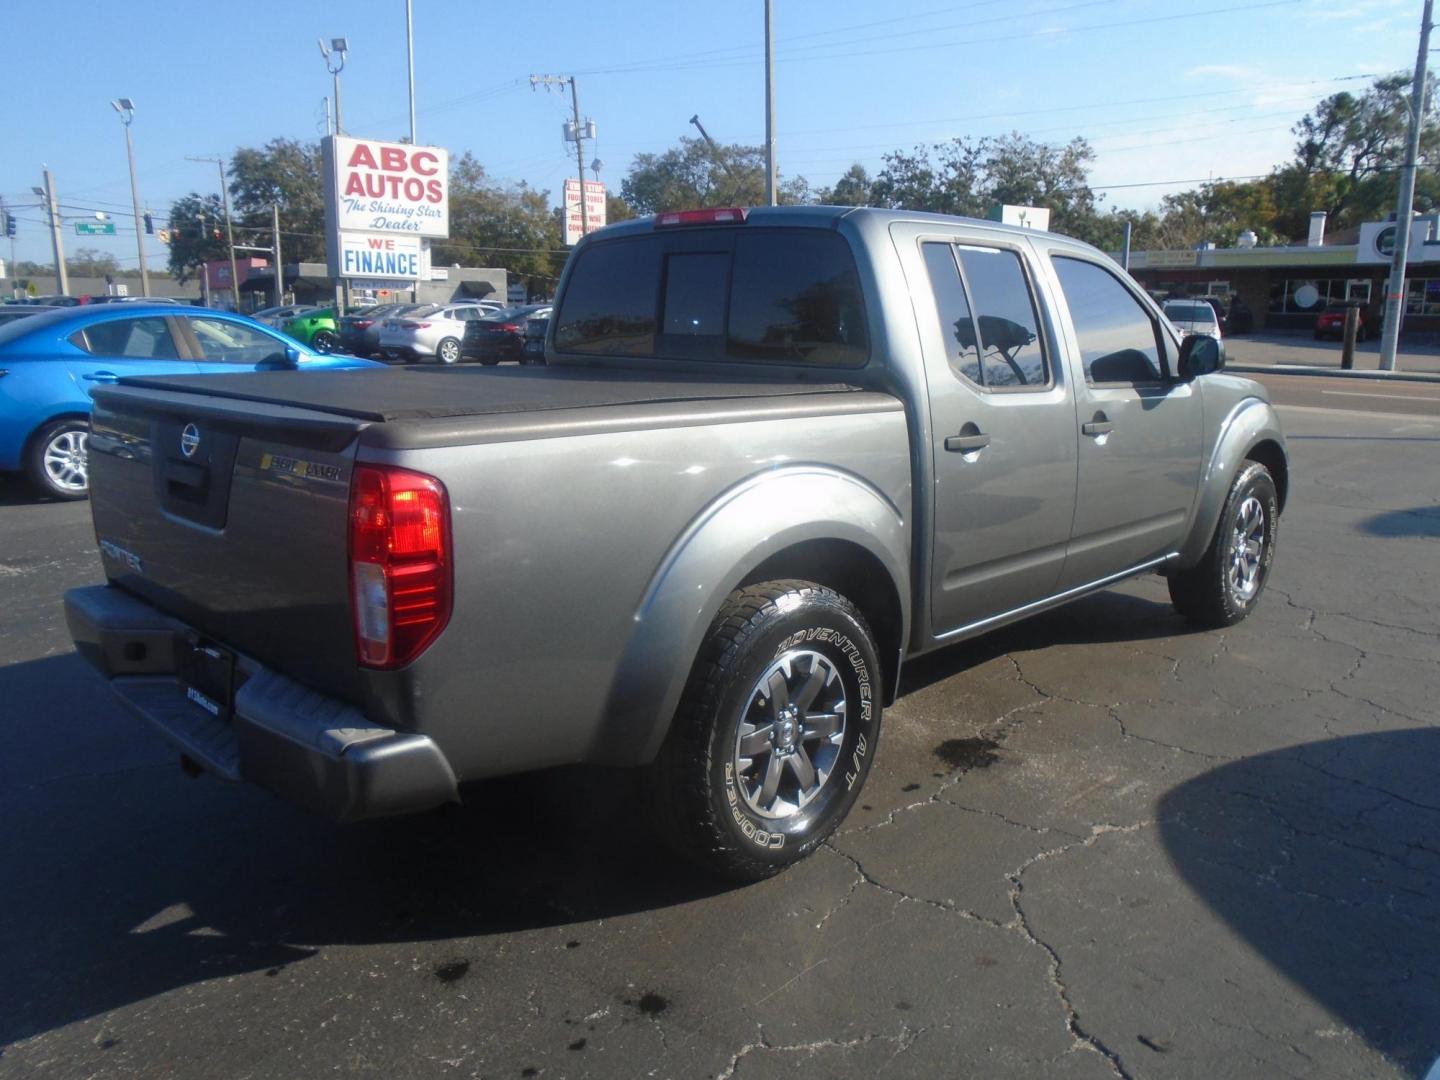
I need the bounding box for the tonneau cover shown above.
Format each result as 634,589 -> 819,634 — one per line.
115,365 -> 862,424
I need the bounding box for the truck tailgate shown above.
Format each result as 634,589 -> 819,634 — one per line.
86,383 -> 367,701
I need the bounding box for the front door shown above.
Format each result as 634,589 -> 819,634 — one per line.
1047,254 -> 1203,587
898,227 -> 1080,637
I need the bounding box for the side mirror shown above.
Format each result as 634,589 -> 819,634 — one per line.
1177,334 -> 1225,381
255,346 -> 301,371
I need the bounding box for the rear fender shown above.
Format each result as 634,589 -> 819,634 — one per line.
1176,397 -> 1288,566
595,466 -> 909,766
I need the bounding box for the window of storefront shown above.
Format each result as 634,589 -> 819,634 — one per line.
1404,277 -> 1440,315
1269,278 -> 1373,314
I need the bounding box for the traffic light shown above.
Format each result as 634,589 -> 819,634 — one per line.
143,212 -> 154,235
1,210 -> 13,238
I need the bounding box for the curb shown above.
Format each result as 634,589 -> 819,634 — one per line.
1228,363 -> 1440,384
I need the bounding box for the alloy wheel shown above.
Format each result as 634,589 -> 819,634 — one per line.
1228,495 -> 1266,601
44,429 -> 89,493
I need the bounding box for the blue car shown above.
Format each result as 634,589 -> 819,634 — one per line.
0,304 -> 381,499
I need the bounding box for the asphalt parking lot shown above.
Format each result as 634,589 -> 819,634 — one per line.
2,381 -> 1437,1079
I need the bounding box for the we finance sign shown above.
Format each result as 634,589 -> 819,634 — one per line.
327,135 -> 449,238
340,234 -> 421,280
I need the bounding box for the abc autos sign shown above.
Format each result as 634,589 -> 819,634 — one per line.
325,135 -> 449,238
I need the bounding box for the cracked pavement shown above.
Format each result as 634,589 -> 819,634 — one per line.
1,401 -> 1438,1079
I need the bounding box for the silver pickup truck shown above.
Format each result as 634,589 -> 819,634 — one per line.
65,206 -> 1286,880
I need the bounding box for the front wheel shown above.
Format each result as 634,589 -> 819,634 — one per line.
1168,461 -> 1278,627
436,337 -> 461,364
646,580 -> 883,881
28,419 -> 90,500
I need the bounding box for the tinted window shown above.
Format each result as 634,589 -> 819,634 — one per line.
75,317 -> 180,359
662,252 -> 728,336
1054,257 -> 1164,384
921,242 -> 981,384
728,231 -> 867,366
554,240 -> 659,356
955,247 -> 1047,388
188,317 -> 289,364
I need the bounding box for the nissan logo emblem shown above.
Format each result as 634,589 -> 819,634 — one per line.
180,423 -> 201,458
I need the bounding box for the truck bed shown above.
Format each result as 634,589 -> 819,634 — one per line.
116,364 -> 865,423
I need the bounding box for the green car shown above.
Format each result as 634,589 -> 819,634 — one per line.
282,304 -> 374,353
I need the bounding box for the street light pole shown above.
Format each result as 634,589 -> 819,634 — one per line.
319,38 -> 348,136
1377,0 -> 1434,371
111,99 -> 150,297
272,202 -> 284,309
406,0 -> 417,144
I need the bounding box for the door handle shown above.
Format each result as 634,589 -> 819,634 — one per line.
82,371 -> 119,383
944,432 -> 992,453
1081,412 -> 1114,437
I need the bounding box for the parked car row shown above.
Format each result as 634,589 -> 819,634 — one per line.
0,305 -> 380,499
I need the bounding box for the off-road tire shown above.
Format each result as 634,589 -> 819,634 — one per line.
1168,461 -> 1278,628
646,579 -> 884,881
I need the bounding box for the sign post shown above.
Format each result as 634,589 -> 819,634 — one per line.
324,134 -> 450,306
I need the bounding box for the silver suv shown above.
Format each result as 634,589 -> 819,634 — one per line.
378,303 -> 498,363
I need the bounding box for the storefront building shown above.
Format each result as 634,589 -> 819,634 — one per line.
1125,216 -> 1440,335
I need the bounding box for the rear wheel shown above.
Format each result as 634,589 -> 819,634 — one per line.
1168,461 -> 1278,627
312,329 -> 338,353
436,337 -> 461,364
28,419 -> 90,500
646,580 -> 883,881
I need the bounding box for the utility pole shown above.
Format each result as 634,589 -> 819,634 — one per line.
406,0 -> 417,144
272,203 -> 284,308
188,155 -> 241,310
764,0 -> 777,206
2,197 -> 16,298
1378,0 -> 1433,371
35,171 -> 68,296
531,74 -> 593,238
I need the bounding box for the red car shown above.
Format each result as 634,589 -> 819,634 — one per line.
1314,303 -> 1371,341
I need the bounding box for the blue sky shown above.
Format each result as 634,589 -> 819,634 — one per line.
0,0 -> 1422,271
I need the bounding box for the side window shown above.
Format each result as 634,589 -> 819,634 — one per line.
921,242 -> 981,384
728,231 -> 867,367
662,252 -> 728,337
955,247 -> 1047,388
74,317 -> 180,359
553,239 -> 659,356
1053,257 -> 1165,385
188,317 -> 289,364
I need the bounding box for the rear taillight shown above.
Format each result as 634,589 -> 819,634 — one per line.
349,464 -> 452,669
498,323 -> 521,332
655,207 -> 748,228
354,319 -> 373,329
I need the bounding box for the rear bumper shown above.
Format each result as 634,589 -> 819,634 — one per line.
64,584 -> 459,823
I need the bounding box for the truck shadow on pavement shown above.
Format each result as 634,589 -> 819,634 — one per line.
1159,729 -> 1440,1074
1358,506 -> 1440,539
0,589 -> 1220,1051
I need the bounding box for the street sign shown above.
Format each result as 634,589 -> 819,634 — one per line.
74,221 -> 117,236
563,179 -> 607,246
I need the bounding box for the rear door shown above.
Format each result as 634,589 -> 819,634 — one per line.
893,224 -> 1079,636
1047,253 -> 1203,587
63,314 -> 199,388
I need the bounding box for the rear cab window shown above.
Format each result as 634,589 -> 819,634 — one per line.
554,227 -> 868,368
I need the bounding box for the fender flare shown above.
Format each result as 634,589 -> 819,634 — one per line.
1176,396 -> 1288,567
593,466 -> 910,766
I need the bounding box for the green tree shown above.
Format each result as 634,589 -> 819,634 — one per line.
430,153 -> 565,295
820,164 -> 875,206
228,138 -> 327,262
164,193 -> 228,284
620,136 -> 810,213
65,248 -> 121,278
